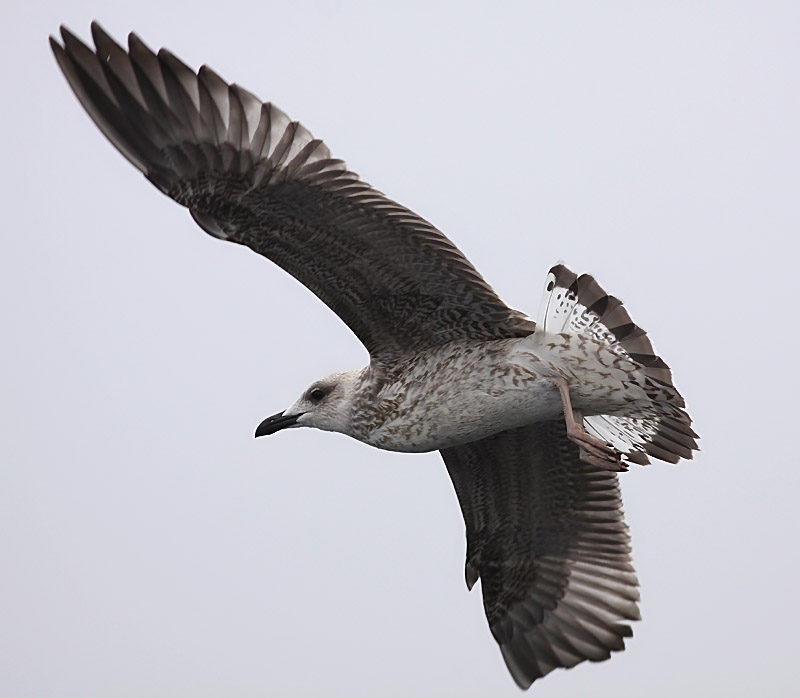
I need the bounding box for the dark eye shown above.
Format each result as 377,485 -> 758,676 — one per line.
309,387 -> 328,402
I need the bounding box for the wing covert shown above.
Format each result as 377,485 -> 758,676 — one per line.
440,421 -> 640,688
51,23 -> 535,360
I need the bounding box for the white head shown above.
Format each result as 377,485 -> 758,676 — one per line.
254,370 -> 362,439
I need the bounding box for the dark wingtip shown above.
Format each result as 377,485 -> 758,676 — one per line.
90,20 -> 112,48
127,30 -> 152,55
465,561 -> 479,590
49,32 -> 72,73
59,24 -> 80,45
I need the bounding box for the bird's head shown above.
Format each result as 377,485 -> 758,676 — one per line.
254,369 -> 362,439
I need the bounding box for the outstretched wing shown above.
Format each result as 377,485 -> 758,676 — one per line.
50,23 -> 534,360
440,420 -> 640,689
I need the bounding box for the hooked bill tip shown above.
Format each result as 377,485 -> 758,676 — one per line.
254,411 -> 302,438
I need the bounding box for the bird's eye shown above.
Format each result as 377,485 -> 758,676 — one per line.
309,387 -> 327,402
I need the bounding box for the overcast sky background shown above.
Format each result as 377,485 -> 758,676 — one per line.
2,2 -> 799,696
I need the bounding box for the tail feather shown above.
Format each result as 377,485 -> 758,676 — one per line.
538,264 -> 698,465
539,264 -> 668,386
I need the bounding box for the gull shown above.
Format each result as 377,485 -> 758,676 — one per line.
50,23 -> 698,689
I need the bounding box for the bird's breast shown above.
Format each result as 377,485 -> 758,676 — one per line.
351,341 -> 564,453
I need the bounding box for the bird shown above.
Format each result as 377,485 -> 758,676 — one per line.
50,22 -> 698,689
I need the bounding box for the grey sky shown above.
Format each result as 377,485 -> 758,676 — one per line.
2,1 -> 799,696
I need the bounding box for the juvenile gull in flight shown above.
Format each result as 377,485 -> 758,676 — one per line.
51,23 -> 698,689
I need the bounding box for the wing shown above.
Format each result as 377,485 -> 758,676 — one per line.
440,420 -> 640,689
50,23 -> 535,361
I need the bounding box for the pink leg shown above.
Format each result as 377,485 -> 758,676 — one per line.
554,378 -> 626,472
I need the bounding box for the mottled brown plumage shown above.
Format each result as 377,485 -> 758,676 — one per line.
51,23 -> 698,690
51,23 -> 533,361
441,421 -> 639,687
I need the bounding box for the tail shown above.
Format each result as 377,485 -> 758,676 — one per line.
537,264 -> 698,466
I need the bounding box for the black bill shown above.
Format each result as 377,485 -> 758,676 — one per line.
254,411 -> 303,437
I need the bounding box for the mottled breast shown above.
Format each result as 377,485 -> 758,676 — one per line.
351,340 -> 563,453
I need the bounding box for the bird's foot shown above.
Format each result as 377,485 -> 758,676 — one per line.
569,430 -> 627,472
554,377 -> 627,472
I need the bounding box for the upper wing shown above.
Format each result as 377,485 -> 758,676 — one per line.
440,420 -> 640,689
50,23 -> 534,361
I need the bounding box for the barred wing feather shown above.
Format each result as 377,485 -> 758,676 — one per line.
440,421 -> 640,688
50,23 -> 534,361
